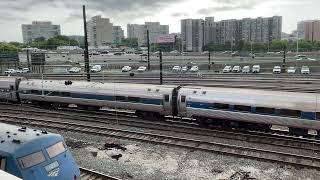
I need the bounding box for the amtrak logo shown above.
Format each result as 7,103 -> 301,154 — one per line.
48,168 -> 60,177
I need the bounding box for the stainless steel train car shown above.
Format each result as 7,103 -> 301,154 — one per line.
1,77 -> 319,136
18,79 -> 178,119
178,86 -> 320,136
0,77 -> 20,102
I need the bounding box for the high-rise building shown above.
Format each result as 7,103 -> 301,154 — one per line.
298,20 -> 320,42
181,19 -> 204,52
203,16 -> 282,46
112,26 -> 124,45
204,17 -> 215,45
127,24 -> 145,46
127,22 -> 169,46
21,21 -> 61,44
87,15 -> 113,47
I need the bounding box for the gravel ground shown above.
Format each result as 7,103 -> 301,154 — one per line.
41,128 -> 320,180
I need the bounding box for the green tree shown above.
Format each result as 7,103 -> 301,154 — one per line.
0,42 -> 21,52
121,38 -> 138,48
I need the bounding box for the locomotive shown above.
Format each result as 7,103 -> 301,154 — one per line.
0,77 -> 319,137
0,122 -> 80,180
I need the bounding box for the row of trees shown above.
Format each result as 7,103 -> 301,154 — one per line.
204,40 -> 320,52
0,35 -> 82,52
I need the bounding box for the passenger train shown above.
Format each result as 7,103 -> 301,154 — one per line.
0,123 -> 80,180
0,77 -> 320,137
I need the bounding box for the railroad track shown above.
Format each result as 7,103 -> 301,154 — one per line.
80,167 -> 121,180
0,103 -> 319,153
1,111 -> 320,169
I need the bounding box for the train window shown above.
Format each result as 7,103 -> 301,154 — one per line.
202,91 -> 207,95
60,92 -> 70,97
164,95 -> 170,102
0,157 -> 6,170
0,89 -> 4,92
256,107 -> 275,114
279,109 -> 301,118
46,141 -> 66,159
193,91 -> 197,94
234,105 -> 251,112
18,151 -> 46,169
128,97 -> 140,102
181,96 -> 186,103
51,91 -> 59,96
31,90 -> 41,95
214,103 -> 229,110
115,96 -> 126,101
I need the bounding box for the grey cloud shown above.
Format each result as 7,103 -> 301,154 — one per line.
0,0 -> 183,25
198,0 -> 272,15
171,12 -> 189,17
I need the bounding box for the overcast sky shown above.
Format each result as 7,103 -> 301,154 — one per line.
1,0 -> 319,42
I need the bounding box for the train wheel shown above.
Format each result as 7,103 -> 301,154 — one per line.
289,128 -> 309,137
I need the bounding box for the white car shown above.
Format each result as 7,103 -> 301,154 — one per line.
22,68 -> 30,73
181,66 -> 188,72
307,58 -> 316,61
90,65 -> 102,72
232,66 -> 241,73
137,66 -> 147,72
190,66 -> 199,72
223,66 -> 232,73
301,66 -> 310,74
287,67 -> 296,74
69,67 -> 81,73
242,66 -> 250,73
172,66 -> 181,72
4,69 -> 16,75
273,66 -> 281,74
252,65 -> 261,73
122,66 -> 132,72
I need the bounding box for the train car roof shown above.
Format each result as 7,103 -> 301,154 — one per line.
0,170 -> 22,180
0,123 -> 60,154
20,79 -> 177,90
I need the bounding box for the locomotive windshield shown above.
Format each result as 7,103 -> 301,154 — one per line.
18,151 -> 46,169
46,141 -> 66,158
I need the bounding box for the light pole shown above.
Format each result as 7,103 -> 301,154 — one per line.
296,32 -> 299,56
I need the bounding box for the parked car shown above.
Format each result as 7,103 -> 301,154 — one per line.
190,66 -> 199,72
172,66 -> 181,72
252,65 -> 261,73
223,66 -> 232,73
287,67 -> 296,74
137,66 -> 147,72
301,66 -> 310,74
232,66 -> 241,73
273,66 -> 281,74
90,65 -> 102,72
69,67 -> 81,73
181,66 -> 188,72
122,66 -> 132,72
307,58 -> 316,61
242,66 -> 250,73
114,52 -> 123,56
4,69 -> 16,75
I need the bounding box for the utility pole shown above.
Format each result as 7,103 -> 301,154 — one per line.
82,5 -> 90,82
208,51 -> 211,70
159,50 -> 163,85
147,30 -> 151,71
282,46 -> 287,73
26,47 -> 30,70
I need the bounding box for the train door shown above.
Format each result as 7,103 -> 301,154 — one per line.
163,94 -> 171,115
0,156 -> 6,170
178,94 -> 187,117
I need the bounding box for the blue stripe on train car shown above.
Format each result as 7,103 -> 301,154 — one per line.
301,112 -> 316,120
187,101 -> 213,109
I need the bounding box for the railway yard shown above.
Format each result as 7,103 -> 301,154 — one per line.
2,53 -> 320,180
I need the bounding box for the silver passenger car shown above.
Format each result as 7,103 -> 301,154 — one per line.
177,86 -> 320,134
19,79 -> 176,117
